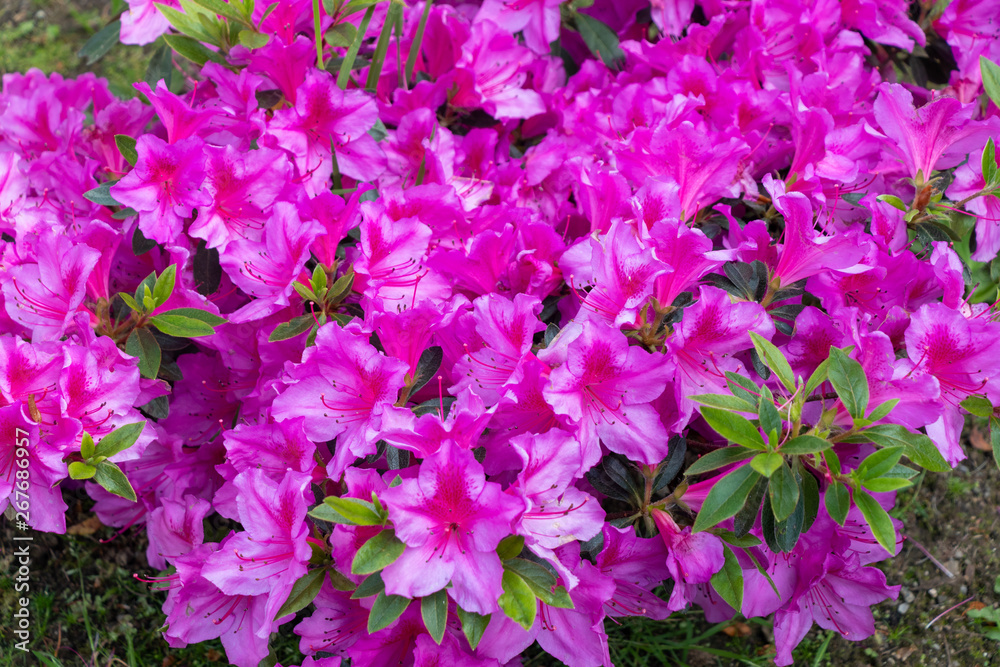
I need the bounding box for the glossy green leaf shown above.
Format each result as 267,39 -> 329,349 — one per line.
337,5 -> 376,89
853,489 -> 897,554
80,433 -> 96,460
504,559 -> 573,609
157,4 -> 219,44
189,0 -> 252,24
157,307 -> 227,326
498,570 -> 537,631
768,462 -> 799,522
115,134 -> 138,167
148,313 -> 215,338
574,12 -> 624,69
126,328 -> 161,379
163,33 -> 229,66
758,386 -> 782,446
238,30 -> 270,48
866,399 -> 899,423
691,394 -> 757,412
692,465 -> 762,532
351,572 -> 385,599
857,446 -> 904,480
322,496 -> 385,525
497,535 -> 524,561
780,435 -> 831,455
68,461 -> 97,480
83,182 -> 121,207
93,461 -> 137,502
78,20 -> 121,65
269,315 -> 315,342
749,332 -> 795,392
725,372 -> 761,408
367,591 -> 411,633
960,394 -> 993,418
824,481 -> 850,526
827,347 -> 869,419
456,608 -> 490,650
803,358 -> 830,397
275,568 -> 327,618
421,589 -> 448,644
862,424 -> 950,472
700,407 -> 766,450
326,22 -> 357,48
981,56 -> 1000,110
861,477 -> 913,492
710,544 -> 744,612
751,452 -> 784,478
685,447 -> 757,476
982,138 -> 999,187
152,265 -> 177,308
351,529 -> 405,575
94,421 -> 146,459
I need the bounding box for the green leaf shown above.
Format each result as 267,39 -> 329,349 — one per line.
351,529 -> 406,575
78,20 -> 121,65
148,313 -> 216,338
125,328 -> 161,379
861,477 -> 913,493
699,407 -> 766,450
326,22 -> 357,48
94,422 -> 146,460
498,570 -> 537,631
152,265 -> 177,309
761,484 -> 803,553
188,0 -> 252,24
119,293 -> 142,313
751,452 -> 784,478
328,269 -> 355,303
981,56 -> 1000,110
691,394 -> 756,412
827,347 -> 869,419
758,386 -> 782,446
68,461 -> 97,480
709,545 -> 744,612
156,307 -> 227,326
93,461 -> 137,502
367,591 -> 411,633
497,535 -> 524,561
337,5 -> 376,89
133,227 -> 157,255
115,135 -> 138,167
862,424 -> 950,473
404,0 -> 433,86
456,608 -> 490,650
822,448 -> 842,475
866,399 -> 899,423
961,394 -> 994,418
800,466 -> 820,532
732,475 -> 768,537
982,138 -> 999,188
322,496 -> 385,526
685,447 -> 757,476
366,0 -> 403,90
238,29 -> 270,48
692,465 -> 762,532
725,372 -> 761,409
749,332 -> 795,392
421,589 -> 448,644
351,572 -> 385,599
410,346 -> 443,394
504,559 -> 573,609
157,3 -> 220,44
716,530 -> 762,548
824,482 -> 850,526
779,435 -> 831,455
876,194 -> 907,211
270,315 -> 315,342
574,13 -> 625,69
80,433 -> 95,459
275,568 -> 327,618
145,43 -> 175,88
804,358 -> 830,396
853,489 -> 897,554
83,182 -> 121,207
768,462 -> 799,522
857,446 -> 904,480
163,33 -> 229,66
307,502 -> 342,522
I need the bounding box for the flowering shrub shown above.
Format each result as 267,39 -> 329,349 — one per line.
4,0 -> 1000,665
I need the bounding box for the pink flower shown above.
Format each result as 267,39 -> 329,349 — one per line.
381,440 -> 524,614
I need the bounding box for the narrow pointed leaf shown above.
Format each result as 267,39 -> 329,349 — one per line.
827,347 -> 869,419
352,529 -> 405,575
275,568 -> 327,618
692,465 -> 761,532
749,332 -> 795,392
421,589 -> 448,644
700,407 -> 766,450
710,545 -> 744,612
853,489 -> 897,554
367,591 -> 411,633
